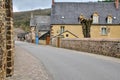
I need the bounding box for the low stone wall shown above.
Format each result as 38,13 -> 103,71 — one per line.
51,38 -> 58,47
61,38 -> 120,58
39,40 -> 46,45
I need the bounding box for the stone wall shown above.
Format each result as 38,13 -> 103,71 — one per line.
0,0 -> 14,79
60,38 -> 120,58
5,0 -> 14,77
51,38 -> 58,47
0,0 -> 7,79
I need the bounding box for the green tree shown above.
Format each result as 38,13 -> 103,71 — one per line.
98,0 -> 113,2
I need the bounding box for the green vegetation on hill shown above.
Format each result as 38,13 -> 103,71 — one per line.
13,8 -> 51,32
98,0 -> 120,2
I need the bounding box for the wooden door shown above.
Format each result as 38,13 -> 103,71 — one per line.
46,35 -> 50,45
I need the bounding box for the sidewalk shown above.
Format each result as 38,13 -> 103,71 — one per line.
7,46 -> 52,80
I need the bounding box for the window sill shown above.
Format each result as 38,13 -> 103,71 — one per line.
101,34 -> 108,36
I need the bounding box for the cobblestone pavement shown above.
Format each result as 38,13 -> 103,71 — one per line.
7,46 -> 52,80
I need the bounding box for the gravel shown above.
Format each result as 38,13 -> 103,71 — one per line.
7,46 -> 52,80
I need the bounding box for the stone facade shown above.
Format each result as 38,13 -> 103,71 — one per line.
5,0 -> 14,77
0,0 -> 7,79
0,0 -> 14,79
60,38 -> 120,58
51,2 -> 120,40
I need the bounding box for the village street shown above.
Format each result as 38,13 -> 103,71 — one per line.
14,41 -> 120,80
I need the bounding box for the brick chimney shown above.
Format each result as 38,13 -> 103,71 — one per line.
115,0 -> 119,9
52,0 -> 55,5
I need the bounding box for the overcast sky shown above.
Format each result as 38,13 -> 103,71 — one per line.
13,0 -> 99,12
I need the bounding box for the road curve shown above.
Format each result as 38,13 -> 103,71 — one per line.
16,41 -> 120,80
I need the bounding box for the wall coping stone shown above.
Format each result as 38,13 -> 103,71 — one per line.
62,38 -> 120,42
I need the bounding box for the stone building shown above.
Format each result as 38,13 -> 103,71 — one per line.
0,0 -> 14,79
30,14 -> 50,44
51,0 -> 120,39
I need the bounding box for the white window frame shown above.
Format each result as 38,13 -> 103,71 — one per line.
93,16 -> 99,24
60,26 -> 65,33
101,26 -> 108,35
107,17 -> 112,24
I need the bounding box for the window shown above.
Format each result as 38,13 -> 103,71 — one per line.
93,12 -> 99,24
101,27 -> 107,35
60,26 -> 65,33
66,34 -> 69,37
93,16 -> 99,23
107,15 -> 112,24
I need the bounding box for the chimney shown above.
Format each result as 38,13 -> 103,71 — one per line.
31,12 -> 33,18
115,0 -> 119,9
52,0 -> 55,5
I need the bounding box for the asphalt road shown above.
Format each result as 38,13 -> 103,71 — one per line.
16,41 -> 120,80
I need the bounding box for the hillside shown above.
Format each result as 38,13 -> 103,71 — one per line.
13,8 -> 51,31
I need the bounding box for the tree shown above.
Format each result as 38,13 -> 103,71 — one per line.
98,0 -> 114,2
78,17 -> 93,38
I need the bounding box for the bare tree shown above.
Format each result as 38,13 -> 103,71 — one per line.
78,17 -> 93,38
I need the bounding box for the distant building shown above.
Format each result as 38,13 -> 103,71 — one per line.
30,14 -> 50,44
51,0 -> 120,39
17,32 -> 28,41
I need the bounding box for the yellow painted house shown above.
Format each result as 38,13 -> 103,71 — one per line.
50,0 -> 120,39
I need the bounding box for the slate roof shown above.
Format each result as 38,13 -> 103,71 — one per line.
17,32 -> 28,38
30,16 -> 50,31
38,23 -> 50,31
51,2 -> 120,25
39,31 -> 50,40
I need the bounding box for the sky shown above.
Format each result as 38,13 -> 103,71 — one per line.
13,0 -> 100,12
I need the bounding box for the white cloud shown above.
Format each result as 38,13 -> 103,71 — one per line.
13,5 -> 19,12
12,0 -> 99,12
57,0 -> 98,2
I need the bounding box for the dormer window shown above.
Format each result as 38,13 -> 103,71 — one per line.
93,12 -> 99,24
107,15 -> 112,24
